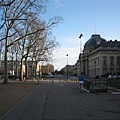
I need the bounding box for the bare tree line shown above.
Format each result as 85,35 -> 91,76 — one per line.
0,0 -> 63,83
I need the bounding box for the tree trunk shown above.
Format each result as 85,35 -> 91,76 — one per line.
3,38 -> 8,84
35,61 -> 38,79
15,53 -> 18,79
20,58 -> 23,81
25,57 -> 28,79
12,52 -> 14,75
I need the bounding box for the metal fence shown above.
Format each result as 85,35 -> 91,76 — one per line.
107,78 -> 120,91
84,78 -> 120,92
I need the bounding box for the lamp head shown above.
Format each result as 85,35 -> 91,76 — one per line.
79,34 -> 83,38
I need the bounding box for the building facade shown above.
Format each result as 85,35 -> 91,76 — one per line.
62,65 -> 75,76
41,64 -> 54,74
77,34 -> 120,77
0,60 -> 54,78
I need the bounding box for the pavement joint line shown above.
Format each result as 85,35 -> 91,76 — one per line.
41,83 -> 52,120
20,84 -> 43,120
0,84 -> 40,120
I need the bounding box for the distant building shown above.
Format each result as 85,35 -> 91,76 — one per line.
62,65 -> 75,75
73,63 -> 78,75
0,60 -> 54,78
41,64 -> 54,74
77,34 -> 120,77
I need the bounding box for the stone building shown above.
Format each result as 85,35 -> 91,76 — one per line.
77,34 -> 120,77
73,63 -> 78,75
41,64 -> 54,74
62,65 -> 75,76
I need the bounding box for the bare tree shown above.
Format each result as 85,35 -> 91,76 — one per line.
0,0 -> 15,7
0,0 -> 63,83
0,0 -> 47,83
23,19 -> 60,80
12,15 -> 61,81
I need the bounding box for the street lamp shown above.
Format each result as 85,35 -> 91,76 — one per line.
66,54 -> 68,82
79,33 -> 83,75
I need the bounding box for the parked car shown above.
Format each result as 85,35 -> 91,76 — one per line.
41,73 -> 53,78
48,73 -> 53,78
108,75 -> 120,79
94,75 -> 99,79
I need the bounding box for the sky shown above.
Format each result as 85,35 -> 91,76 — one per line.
43,0 -> 120,70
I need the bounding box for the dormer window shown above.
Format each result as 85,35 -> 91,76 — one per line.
97,41 -> 100,45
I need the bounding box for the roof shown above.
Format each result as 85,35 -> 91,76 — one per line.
84,34 -> 106,47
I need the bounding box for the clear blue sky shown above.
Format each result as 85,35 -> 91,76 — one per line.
43,0 -> 120,70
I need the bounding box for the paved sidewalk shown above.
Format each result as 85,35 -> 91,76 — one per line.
1,82 -> 120,120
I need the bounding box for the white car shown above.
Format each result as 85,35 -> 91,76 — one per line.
108,75 -> 119,79
48,73 -> 53,78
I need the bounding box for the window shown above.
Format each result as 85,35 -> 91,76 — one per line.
103,68 -> 107,74
117,56 -> 120,65
103,56 -> 107,66
98,57 -> 99,65
110,56 -> 114,65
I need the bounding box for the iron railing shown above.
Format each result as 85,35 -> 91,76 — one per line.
84,78 -> 120,92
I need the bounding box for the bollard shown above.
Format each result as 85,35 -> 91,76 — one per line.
59,77 -> 60,82
37,79 -> 39,83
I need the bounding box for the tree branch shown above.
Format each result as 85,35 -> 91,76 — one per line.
7,28 -> 45,48
0,0 -> 15,7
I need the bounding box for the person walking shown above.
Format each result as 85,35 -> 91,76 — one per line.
78,72 -> 84,93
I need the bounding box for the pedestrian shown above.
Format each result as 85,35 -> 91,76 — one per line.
78,72 -> 84,93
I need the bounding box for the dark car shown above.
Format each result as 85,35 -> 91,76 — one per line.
94,75 -> 99,79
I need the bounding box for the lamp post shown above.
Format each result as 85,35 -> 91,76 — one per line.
79,33 -> 83,75
66,54 -> 68,82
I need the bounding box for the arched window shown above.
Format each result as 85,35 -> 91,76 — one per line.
117,56 -> 120,64
110,56 -> 114,65
103,56 -> 107,66
98,57 -> 99,65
